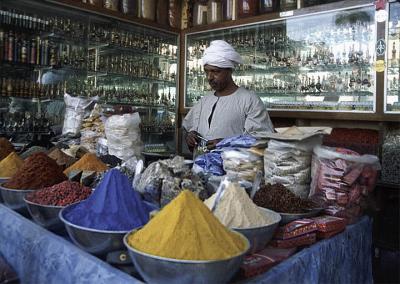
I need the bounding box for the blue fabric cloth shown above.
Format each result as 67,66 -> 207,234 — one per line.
244,216 -> 373,284
216,135 -> 257,148
0,205 -> 141,284
0,204 -> 372,284
194,152 -> 225,176
64,169 -> 150,231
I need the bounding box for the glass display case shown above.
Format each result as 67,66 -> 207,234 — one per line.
185,4 -> 376,112
386,1 -> 400,113
0,0 -> 178,152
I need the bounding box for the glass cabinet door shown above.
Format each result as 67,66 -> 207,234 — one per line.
185,5 -> 376,112
386,1 -> 400,113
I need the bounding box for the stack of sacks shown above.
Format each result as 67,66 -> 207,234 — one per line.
263,127 -> 328,198
80,103 -> 105,153
222,148 -> 263,182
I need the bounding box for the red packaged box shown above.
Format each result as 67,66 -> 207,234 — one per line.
270,233 -> 317,249
240,247 -> 297,278
275,219 -> 317,240
312,215 -> 347,232
317,227 -> 345,239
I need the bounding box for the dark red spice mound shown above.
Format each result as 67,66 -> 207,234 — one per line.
26,181 -> 92,206
4,152 -> 67,190
254,183 -> 316,213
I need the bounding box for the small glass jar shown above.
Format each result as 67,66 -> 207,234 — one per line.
138,0 -> 156,21
280,0 -> 297,11
103,0 -> 119,11
207,0 -> 222,24
238,0 -> 258,18
259,0 -> 277,13
193,0 -> 208,26
222,0 -> 235,21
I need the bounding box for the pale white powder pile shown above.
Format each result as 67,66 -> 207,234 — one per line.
204,182 -> 273,228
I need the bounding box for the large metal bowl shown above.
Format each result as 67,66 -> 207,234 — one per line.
279,208 -> 323,225
0,182 -> 34,212
23,197 -> 65,230
232,207 -> 281,254
59,203 -> 129,255
124,229 -> 249,284
0,178 -> 10,203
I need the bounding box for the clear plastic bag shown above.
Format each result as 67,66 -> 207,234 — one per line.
309,145 -> 380,223
105,113 -> 143,161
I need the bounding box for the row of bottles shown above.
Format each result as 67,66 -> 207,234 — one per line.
0,111 -> 52,134
191,0 -> 339,26
89,24 -> 177,58
92,86 -> 175,107
81,0 -> 180,28
0,29 -> 87,68
92,54 -> 176,82
0,77 -> 63,98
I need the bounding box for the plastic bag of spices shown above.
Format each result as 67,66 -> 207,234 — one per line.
309,146 -> 380,224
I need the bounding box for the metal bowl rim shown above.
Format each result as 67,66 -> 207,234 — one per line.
59,203 -> 130,234
123,229 -> 250,264
23,196 -> 66,209
231,207 -> 282,230
0,177 -> 10,180
0,183 -> 36,192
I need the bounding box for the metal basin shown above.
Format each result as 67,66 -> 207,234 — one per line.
279,208 -> 323,225
0,178 -> 9,203
124,229 -> 249,284
232,207 -> 281,254
59,203 -> 128,255
23,197 -> 64,230
0,182 -> 34,212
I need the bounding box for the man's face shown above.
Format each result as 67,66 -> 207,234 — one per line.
204,64 -> 232,92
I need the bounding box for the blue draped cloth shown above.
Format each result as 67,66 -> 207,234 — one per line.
0,205 -> 141,284
0,204 -> 372,284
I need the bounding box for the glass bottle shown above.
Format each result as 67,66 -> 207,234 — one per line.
280,0 -> 297,11
193,0 -> 208,26
138,0 -> 156,21
207,0 -> 222,24
222,0 -> 236,21
156,0 -> 169,25
238,0 -> 258,18
392,42 -> 397,67
259,0 -> 277,13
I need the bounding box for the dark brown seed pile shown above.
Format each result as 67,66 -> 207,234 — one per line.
253,183 -> 316,213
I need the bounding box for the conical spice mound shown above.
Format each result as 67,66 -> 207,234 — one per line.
0,152 -> 23,178
64,153 -> 108,175
127,190 -> 247,261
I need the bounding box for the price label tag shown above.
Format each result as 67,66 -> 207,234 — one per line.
374,60 -> 385,72
280,11 -> 294,17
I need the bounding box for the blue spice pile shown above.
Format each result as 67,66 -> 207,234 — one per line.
64,168 -> 150,231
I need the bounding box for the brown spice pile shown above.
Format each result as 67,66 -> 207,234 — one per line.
64,153 -> 108,175
48,148 -> 77,168
4,152 -> 67,190
253,183 -> 316,213
0,138 -> 14,161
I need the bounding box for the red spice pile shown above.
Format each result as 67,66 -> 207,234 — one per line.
5,152 -> 67,190
26,181 -> 92,206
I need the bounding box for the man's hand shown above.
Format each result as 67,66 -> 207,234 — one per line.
206,138 -> 222,150
186,131 -> 200,151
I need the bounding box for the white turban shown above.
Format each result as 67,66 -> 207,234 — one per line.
202,40 -> 243,69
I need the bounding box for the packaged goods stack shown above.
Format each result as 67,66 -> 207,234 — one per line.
80,104 -> 105,153
263,127 -> 330,198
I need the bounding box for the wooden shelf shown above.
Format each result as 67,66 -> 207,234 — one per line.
44,0 -> 180,34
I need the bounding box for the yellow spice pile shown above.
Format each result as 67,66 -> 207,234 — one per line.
127,190 -> 247,261
0,152 -> 23,178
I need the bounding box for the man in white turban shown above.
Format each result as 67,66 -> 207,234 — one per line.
183,40 -> 274,151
